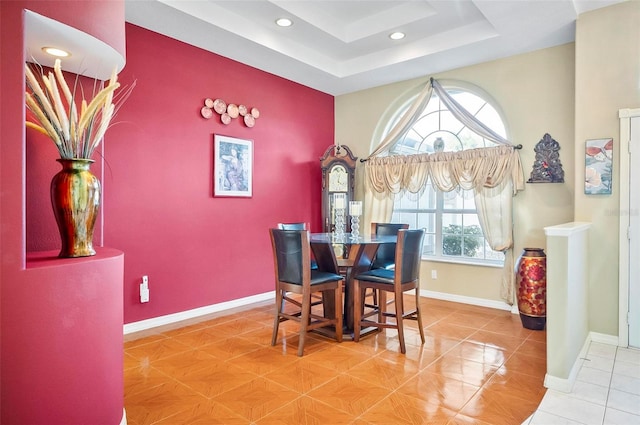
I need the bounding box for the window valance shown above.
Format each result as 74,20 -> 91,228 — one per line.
364,144 -> 524,196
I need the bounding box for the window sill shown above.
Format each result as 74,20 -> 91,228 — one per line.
421,256 -> 504,268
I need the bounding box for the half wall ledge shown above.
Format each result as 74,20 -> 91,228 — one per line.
543,221 -> 592,393
3,248 -> 125,424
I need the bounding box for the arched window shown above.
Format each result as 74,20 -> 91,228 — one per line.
385,82 -> 507,265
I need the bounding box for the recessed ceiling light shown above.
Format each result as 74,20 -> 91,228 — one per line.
389,32 -> 405,40
41,46 -> 71,57
275,18 -> 293,27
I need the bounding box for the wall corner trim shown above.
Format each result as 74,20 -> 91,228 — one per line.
543,331 -> 618,393
544,221 -> 592,237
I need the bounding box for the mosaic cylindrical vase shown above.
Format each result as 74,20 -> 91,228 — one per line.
515,248 -> 547,330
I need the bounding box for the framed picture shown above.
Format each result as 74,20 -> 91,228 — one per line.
214,134 -> 253,197
585,138 -> 613,195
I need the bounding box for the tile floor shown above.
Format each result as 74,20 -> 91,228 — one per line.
124,297 -> 549,424
523,341 -> 640,425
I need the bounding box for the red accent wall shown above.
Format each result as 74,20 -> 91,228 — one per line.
15,18 -> 334,324
107,24 -> 334,323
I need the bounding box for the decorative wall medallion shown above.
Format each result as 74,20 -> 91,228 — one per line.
213,99 -> 226,114
227,103 -> 239,118
201,106 -> 213,119
527,133 -> 564,183
200,98 -> 259,127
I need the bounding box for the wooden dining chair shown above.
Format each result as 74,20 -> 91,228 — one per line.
363,223 -> 410,311
370,222 -> 409,270
277,223 -> 318,270
269,228 -> 343,356
277,222 -> 306,231
352,228 -> 425,354
276,222 -> 322,309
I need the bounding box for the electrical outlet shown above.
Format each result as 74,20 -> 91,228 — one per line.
431,269 -> 437,279
140,276 -> 149,303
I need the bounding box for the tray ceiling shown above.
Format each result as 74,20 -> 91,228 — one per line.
125,0 -> 623,95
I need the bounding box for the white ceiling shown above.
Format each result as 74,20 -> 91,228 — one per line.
125,0 -> 623,95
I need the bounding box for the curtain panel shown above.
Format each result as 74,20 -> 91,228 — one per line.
363,78 -> 524,305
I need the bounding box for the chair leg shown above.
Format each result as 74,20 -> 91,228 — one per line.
353,280 -> 362,342
395,294 -> 406,354
378,291 -> 387,325
334,283 -> 343,343
272,289 -> 283,346
415,288 -> 425,344
360,287 -> 370,318
298,293 -> 311,357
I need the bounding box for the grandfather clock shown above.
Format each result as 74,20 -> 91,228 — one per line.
320,144 -> 357,238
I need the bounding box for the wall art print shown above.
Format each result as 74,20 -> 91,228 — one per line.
584,138 -> 613,195
214,134 -> 253,197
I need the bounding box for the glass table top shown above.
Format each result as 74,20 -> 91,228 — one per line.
310,233 -> 397,244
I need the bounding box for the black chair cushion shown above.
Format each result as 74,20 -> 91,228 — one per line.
372,257 -> 395,270
279,269 -> 342,286
371,223 -> 407,270
277,223 -> 318,270
354,268 -> 394,284
310,270 -> 344,285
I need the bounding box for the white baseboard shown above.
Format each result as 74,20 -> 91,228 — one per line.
420,289 -> 513,312
120,408 -> 127,425
123,291 -> 274,335
124,289 -> 512,335
543,331 -> 618,393
544,336 -> 590,393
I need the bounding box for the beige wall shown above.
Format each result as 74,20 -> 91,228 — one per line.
575,1 -> 640,336
336,1 -> 640,337
336,43 -> 576,305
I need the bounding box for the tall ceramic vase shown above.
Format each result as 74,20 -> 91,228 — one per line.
515,247 -> 547,330
50,158 -> 101,258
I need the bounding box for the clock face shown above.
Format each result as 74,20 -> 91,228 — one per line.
328,165 -> 348,192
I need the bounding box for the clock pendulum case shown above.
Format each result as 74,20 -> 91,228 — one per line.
320,144 -> 357,237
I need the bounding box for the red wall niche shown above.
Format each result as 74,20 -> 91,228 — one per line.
1,2 -> 127,424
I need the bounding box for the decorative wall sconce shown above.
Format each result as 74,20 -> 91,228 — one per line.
527,133 -> 564,183
200,98 -> 260,127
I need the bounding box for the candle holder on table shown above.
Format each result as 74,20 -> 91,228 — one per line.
349,200 -> 362,239
333,193 -> 346,239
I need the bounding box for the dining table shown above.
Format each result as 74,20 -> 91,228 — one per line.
310,232 -> 397,339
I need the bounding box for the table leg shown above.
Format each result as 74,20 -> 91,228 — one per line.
311,240 -> 381,339
343,243 -> 379,330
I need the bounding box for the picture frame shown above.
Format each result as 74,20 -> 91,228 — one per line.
214,134 -> 253,197
584,138 -> 613,195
